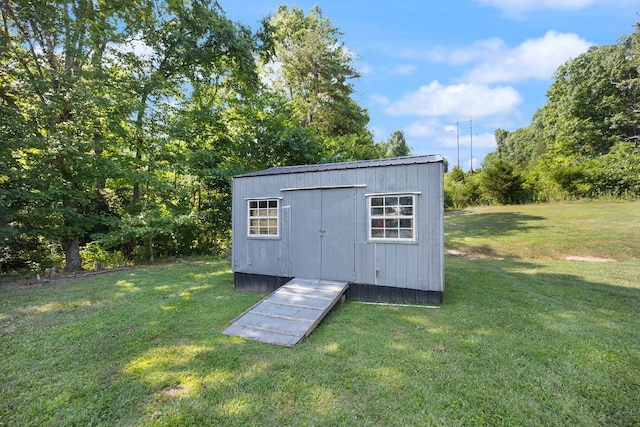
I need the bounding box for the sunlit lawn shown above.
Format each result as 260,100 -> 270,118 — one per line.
1,201 -> 639,426
445,199 -> 640,261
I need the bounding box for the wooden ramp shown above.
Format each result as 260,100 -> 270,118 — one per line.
223,278 -> 349,347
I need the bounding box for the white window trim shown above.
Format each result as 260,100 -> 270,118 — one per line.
367,193 -> 417,243
247,198 -> 280,239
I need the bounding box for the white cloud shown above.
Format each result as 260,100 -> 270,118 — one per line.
426,31 -> 592,84
469,132 -> 498,149
369,93 -> 391,105
438,129 -> 497,149
476,0 -> 632,14
427,38 -> 507,65
357,61 -> 375,76
466,31 -> 592,83
391,64 -> 417,75
385,81 -> 522,118
404,118 -> 443,139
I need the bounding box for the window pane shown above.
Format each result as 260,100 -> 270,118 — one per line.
400,207 -> 413,216
399,196 -> 413,206
385,196 -> 398,206
371,197 -> 383,206
250,227 -> 258,234
385,207 -> 398,216
258,200 -> 267,208
268,228 -> 278,235
371,229 -> 384,238
385,229 -> 398,238
268,200 -> 277,208
385,219 -> 398,228
249,209 -> 257,218
371,207 -> 384,216
249,201 -> 257,209
400,219 -> 412,228
371,219 -> 384,228
268,219 -> 277,227
250,219 -> 259,226
268,209 -> 277,217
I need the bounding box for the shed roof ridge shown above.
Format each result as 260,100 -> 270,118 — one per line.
234,154 -> 444,178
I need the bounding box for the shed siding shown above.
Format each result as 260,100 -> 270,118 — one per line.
232,157 -> 444,297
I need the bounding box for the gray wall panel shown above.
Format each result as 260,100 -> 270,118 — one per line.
232,158 -> 444,293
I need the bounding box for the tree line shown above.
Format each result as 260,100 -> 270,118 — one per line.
0,1 -> 410,274
7,1 -> 633,274
446,22 -> 640,208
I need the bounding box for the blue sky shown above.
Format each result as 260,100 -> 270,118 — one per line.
221,0 -> 639,170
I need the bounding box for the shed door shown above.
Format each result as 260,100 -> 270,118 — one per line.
289,188 -> 355,281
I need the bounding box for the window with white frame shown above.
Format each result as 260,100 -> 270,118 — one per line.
368,194 -> 415,240
248,199 -> 279,237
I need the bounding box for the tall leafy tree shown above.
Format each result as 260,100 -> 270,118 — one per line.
110,0 -> 258,260
540,31 -> 640,196
494,109 -> 546,168
543,43 -> 635,158
617,24 -> 640,142
260,5 -> 373,148
1,0 -> 259,269
382,130 -> 411,158
1,0 -> 154,271
479,158 -> 524,204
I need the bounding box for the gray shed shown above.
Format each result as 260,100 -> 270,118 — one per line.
231,155 -> 445,304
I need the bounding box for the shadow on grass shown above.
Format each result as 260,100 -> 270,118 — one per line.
118,260 -> 640,425
445,211 -> 546,259
445,211 -> 546,239
2,258 -> 639,426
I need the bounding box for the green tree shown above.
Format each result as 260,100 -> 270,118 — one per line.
261,5 -> 371,140
616,24 -> 640,142
449,166 -> 465,183
479,158 -> 524,204
543,43 -> 635,158
1,0 -> 260,269
380,130 -> 411,158
1,0 -> 154,271
444,169 -> 481,209
114,0 -> 258,260
495,109 -> 546,168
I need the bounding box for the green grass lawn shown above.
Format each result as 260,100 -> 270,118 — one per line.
445,199 -> 640,261
1,201 -> 639,426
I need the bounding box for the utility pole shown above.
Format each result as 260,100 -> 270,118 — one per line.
469,116 -> 473,173
456,119 -> 460,169
454,117 -> 474,171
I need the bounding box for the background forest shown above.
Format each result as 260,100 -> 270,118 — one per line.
0,1 -> 638,273
446,22 -> 640,208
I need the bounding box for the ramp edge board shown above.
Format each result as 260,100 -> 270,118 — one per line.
223,278 -> 348,347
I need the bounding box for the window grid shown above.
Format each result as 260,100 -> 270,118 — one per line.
248,199 -> 279,237
369,195 -> 415,240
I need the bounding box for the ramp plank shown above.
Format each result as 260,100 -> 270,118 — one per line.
223,278 -> 348,347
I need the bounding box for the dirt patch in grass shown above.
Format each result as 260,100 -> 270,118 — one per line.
446,249 -> 505,260
564,255 -> 615,262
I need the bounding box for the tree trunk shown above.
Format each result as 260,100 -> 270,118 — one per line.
148,236 -> 154,263
63,235 -> 82,272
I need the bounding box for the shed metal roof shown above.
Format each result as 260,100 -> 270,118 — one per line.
235,154 -> 444,178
